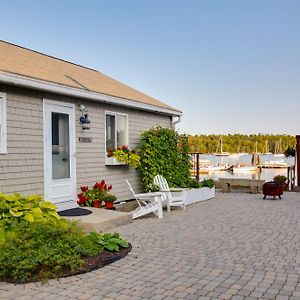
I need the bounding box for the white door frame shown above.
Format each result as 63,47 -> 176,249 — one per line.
43,99 -> 77,211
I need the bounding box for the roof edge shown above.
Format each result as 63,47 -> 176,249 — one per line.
0,71 -> 182,117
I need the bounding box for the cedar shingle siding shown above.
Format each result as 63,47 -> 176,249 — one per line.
0,84 -> 171,200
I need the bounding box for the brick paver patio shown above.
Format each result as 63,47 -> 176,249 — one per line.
1,191 -> 300,300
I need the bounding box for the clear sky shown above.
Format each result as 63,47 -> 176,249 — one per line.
1,0 -> 299,135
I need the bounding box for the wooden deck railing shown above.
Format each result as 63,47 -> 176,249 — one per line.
190,152 -> 296,190
189,153 -> 201,180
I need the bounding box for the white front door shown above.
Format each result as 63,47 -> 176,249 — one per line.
43,99 -> 76,211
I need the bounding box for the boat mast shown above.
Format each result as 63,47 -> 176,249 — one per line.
220,136 -> 223,153
265,140 -> 269,153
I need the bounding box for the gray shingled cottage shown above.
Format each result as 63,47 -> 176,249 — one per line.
0,41 -> 181,210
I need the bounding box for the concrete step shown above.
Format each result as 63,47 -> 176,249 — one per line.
63,207 -> 133,232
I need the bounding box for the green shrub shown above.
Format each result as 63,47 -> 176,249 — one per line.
0,193 -> 67,241
0,222 -> 129,282
0,222 -> 102,282
138,127 -> 191,191
0,192 -> 129,282
273,175 -> 287,185
188,178 -> 201,188
200,178 -> 215,188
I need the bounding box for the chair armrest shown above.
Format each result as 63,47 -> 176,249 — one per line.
135,192 -> 162,199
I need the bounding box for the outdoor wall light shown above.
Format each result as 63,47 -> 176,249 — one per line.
79,104 -> 91,130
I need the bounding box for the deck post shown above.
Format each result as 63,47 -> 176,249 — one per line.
296,135 -> 300,186
196,153 -> 200,181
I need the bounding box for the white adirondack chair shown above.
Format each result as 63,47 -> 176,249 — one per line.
125,180 -> 163,219
153,175 -> 187,212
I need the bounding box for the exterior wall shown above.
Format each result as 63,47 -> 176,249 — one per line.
0,84 -> 44,195
0,83 -> 172,201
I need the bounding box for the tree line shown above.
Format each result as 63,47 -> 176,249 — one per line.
188,134 -> 296,154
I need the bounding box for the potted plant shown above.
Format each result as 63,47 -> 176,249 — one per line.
103,194 -> 117,209
273,175 -> 287,188
77,180 -> 114,208
105,145 -> 141,168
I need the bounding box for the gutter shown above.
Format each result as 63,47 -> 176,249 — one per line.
0,71 -> 182,117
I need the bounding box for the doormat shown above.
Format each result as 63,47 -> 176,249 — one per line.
58,208 -> 92,217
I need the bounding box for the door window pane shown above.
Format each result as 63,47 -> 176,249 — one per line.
52,112 -> 70,179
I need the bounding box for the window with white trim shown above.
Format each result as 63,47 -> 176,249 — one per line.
0,93 -> 7,154
105,112 -> 128,154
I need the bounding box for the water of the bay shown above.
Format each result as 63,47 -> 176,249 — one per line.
198,154 -> 295,182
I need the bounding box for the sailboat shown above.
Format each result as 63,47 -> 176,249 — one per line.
214,136 -> 229,156
274,139 -> 284,157
262,140 -> 272,155
230,145 -> 246,157
232,142 -> 259,173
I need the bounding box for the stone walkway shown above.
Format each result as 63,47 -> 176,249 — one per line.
2,191 -> 300,300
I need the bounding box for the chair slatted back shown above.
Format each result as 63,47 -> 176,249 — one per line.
153,175 -> 172,201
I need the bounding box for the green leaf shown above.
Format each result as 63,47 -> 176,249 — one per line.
9,209 -> 23,217
40,202 -> 57,210
23,213 -> 34,223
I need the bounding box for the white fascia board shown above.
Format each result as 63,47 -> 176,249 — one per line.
0,71 -> 182,117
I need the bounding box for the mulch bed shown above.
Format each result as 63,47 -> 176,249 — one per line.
72,243 -> 132,276
4,244 -> 132,284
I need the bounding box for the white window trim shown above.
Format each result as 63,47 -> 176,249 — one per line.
105,111 -> 129,155
0,92 -> 7,154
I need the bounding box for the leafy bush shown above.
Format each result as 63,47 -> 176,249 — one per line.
0,193 -> 66,241
0,222 -> 101,282
0,222 -> 129,282
188,178 -> 201,188
139,127 -> 191,191
0,192 -> 129,282
273,175 -> 287,185
200,178 -> 215,188
285,146 -> 295,157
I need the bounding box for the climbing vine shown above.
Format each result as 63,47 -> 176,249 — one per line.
138,127 -> 191,191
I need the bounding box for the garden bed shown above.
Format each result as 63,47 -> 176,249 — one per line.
4,243 -> 132,284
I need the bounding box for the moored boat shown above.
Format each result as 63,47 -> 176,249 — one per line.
232,165 -> 257,173
262,160 -> 288,168
214,136 -> 229,156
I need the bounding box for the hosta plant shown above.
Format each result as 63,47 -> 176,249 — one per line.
0,193 -> 66,242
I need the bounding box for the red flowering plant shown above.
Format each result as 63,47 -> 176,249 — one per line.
77,180 -> 115,207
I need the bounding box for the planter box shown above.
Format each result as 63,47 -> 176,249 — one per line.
185,187 -> 215,205
105,157 -> 127,166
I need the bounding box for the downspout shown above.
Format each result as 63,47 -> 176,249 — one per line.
171,115 -> 181,129
296,135 -> 300,187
